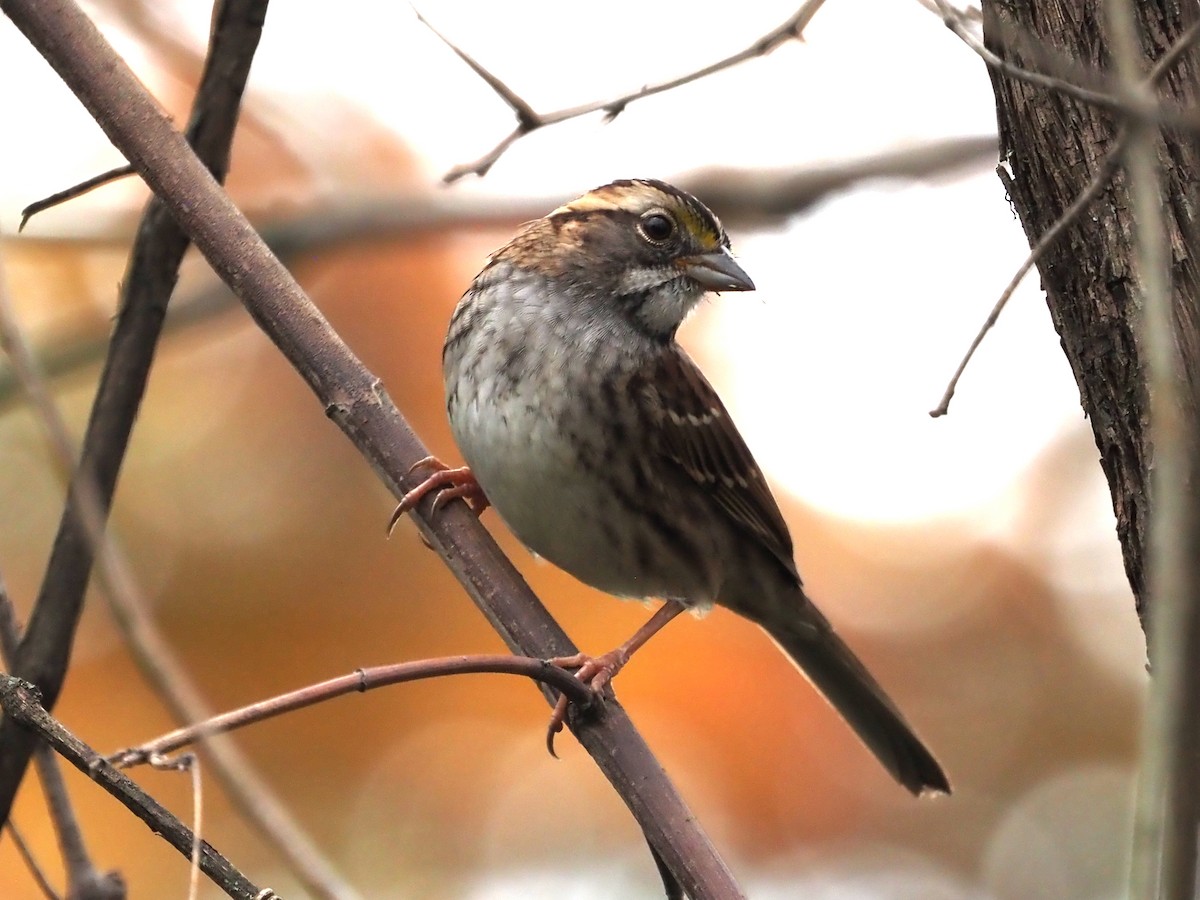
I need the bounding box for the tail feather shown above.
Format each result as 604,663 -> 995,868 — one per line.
765,621 -> 950,796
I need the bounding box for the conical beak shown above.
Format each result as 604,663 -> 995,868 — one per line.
679,249 -> 755,292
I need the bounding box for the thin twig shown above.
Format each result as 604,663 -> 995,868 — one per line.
19,164 -> 135,232
0,675 -> 264,900
141,753 -> 204,900
5,822 -> 63,900
0,1 -> 745,895
928,0 -> 1200,134
429,0 -> 828,181
929,145 -> 1125,416
113,655 -> 596,766
930,20 -> 1200,415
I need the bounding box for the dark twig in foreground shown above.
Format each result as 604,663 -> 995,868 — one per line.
2,588 -> 107,900
427,0 -> 828,181
20,164 -> 135,232
113,655 -> 596,766
0,1 -> 744,896
0,675 -> 263,900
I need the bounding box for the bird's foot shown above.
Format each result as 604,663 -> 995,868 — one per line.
387,456 -> 489,535
544,648 -> 628,757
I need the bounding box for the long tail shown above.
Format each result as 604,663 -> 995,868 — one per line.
763,616 -> 950,796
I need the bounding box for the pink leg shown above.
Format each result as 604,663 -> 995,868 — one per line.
545,600 -> 687,756
387,456 -> 489,535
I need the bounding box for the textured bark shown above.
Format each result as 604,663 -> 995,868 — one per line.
983,0 -> 1200,625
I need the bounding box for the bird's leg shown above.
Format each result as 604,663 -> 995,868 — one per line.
545,599 -> 687,756
387,456 -> 490,535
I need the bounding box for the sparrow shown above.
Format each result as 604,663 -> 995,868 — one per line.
393,179 -> 949,796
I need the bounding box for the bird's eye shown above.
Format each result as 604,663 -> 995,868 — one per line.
638,212 -> 675,243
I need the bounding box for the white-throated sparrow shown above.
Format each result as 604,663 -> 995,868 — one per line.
396,179 -> 949,796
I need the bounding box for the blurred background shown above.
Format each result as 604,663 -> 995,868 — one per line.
0,1 -> 1145,897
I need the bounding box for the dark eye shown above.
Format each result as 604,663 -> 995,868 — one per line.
638,212 -> 675,243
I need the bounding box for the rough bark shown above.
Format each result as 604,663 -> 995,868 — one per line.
983,0 -> 1200,626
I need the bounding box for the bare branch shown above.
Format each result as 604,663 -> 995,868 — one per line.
0,674 -> 264,900
431,0 -> 829,181
113,655 -> 596,766
929,145 -> 1125,417
0,590 -> 124,900
0,0 -> 746,895
19,164 -> 135,232
5,822 -> 63,900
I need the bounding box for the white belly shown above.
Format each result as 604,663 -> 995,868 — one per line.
448,382 -> 720,604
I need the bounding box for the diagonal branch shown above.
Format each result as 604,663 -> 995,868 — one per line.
0,0 -> 745,896
0,675 -> 264,900
0,582 -> 122,899
429,0 -> 828,181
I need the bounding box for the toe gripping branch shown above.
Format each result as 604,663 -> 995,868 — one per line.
387,456 -> 489,535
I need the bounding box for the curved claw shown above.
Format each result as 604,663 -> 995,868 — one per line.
546,694 -> 571,758
386,458 -> 488,536
542,650 -> 625,758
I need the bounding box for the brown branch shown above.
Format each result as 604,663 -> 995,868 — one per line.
19,164 -> 135,232
0,592 -> 124,899
430,0 -> 828,181
112,655 -> 596,767
0,1 -> 745,895
0,675 -> 264,900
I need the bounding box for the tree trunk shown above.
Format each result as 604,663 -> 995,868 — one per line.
982,0 -> 1200,627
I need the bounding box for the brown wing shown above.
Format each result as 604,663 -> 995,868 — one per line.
639,345 -> 798,578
